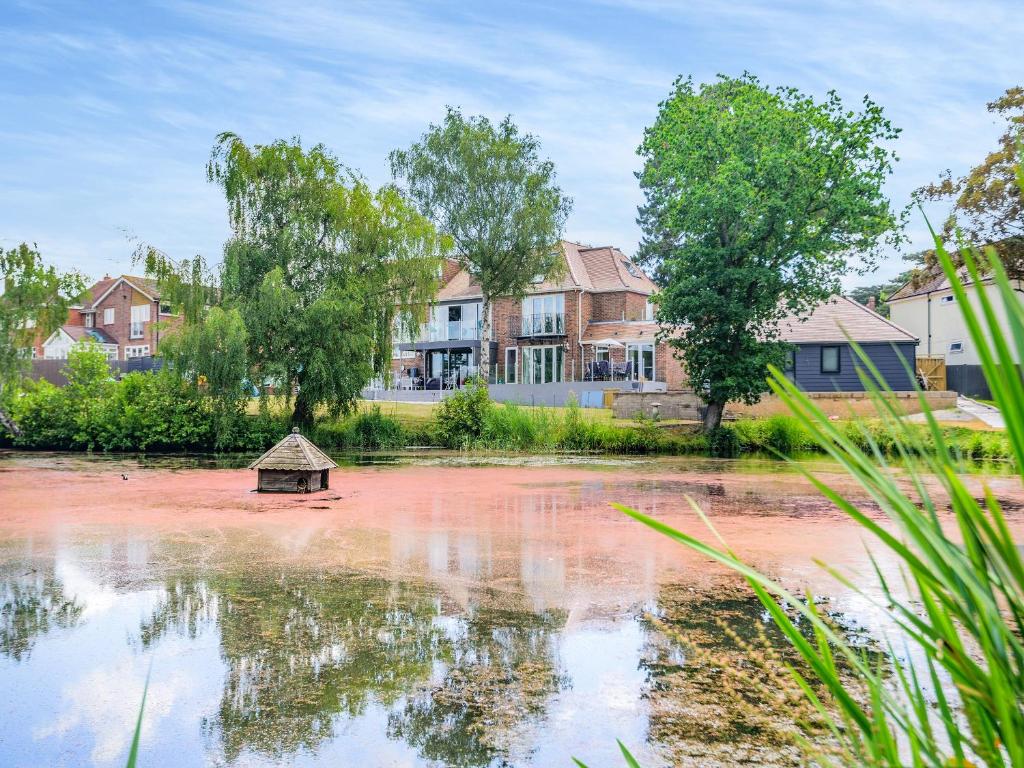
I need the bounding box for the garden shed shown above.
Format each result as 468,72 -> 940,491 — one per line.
249,428 -> 337,493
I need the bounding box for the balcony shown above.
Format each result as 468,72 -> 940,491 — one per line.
423,319 -> 482,342
512,312 -> 566,338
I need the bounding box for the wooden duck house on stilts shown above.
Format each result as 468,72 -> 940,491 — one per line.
250,428 -> 337,493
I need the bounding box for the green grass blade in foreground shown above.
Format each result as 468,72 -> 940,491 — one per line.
611,224 -> 1024,766
125,663 -> 152,768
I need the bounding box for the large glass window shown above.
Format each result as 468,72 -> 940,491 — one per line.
521,294 -> 564,335
523,346 -> 563,384
428,303 -> 481,341
130,304 -> 150,338
626,343 -> 655,381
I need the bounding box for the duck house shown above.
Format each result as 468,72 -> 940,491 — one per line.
250,428 -> 337,493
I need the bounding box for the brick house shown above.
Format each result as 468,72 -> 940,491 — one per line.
392,241 -> 687,390
38,275 -> 181,361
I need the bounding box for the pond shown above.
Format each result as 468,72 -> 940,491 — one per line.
1,451 -> 1022,767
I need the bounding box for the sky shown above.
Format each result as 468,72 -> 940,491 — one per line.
2,0 -> 1022,289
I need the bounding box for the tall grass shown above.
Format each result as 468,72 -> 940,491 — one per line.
596,229 -> 1024,767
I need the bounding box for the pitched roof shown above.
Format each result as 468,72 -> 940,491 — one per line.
779,296 -> 918,344
62,325 -> 117,344
85,275 -> 162,307
886,263 -> 985,302
249,429 -> 338,471
435,241 -> 657,301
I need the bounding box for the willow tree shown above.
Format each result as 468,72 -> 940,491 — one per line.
390,109 -> 572,381
0,244 -> 84,435
637,74 -> 902,432
202,133 -> 445,426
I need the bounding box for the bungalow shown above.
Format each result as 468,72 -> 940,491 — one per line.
779,295 -> 919,391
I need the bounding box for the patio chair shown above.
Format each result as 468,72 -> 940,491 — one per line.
598,360 -> 612,380
622,361 -> 634,381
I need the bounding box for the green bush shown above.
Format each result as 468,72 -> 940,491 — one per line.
432,377 -> 492,448
314,406 -> 406,450
707,425 -> 740,458
93,371 -> 213,451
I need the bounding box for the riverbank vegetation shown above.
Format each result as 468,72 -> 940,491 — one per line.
606,233 -> 1024,765
1,353 -> 1012,464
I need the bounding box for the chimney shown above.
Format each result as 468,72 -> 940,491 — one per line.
867,295 -> 877,311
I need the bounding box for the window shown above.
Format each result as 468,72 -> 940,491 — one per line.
626,343 -> 655,381
130,304 -> 150,338
505,348 -> 517,383
949,341 -> 964,354
84,314 -> 94,328
159,302 -> 172,314
521,294 -> 565,335
622,260 -> 641,278
522,345 -> 563,384
125,345 -> 150,358
103,308 -> 115,325
644,299 -> 654,321
940,295 -> 955,305
595,346 -> 610,363
821,346 -> 841,374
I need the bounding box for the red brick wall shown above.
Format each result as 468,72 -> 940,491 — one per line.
93,282 -> 177,360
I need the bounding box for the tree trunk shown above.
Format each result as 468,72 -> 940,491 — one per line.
479,296 -> 491,383
702,400 -> 725,432
0,406 -> 21,438
292,387 -> 315,428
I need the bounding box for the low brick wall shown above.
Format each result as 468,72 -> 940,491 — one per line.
728,391 -> 958,419
612,390 -> 703,420
612,389 -> 958,421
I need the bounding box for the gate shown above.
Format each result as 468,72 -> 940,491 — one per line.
917,356 -> 946,391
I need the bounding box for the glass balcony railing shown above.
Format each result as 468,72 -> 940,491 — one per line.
423,320 -> 483,342
519,312 -> 565,336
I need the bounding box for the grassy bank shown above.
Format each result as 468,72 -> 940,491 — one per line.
3,376 -> 1012,463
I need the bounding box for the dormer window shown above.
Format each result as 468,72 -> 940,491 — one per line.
623,260 -> 641,278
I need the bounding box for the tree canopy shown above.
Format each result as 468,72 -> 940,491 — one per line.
390,109 -> 572,379
637,74 -> 902,431
846,269 -> 917,318
145,133 -> 447,426
913,86 -> 1023,277
0,243 -> 84,434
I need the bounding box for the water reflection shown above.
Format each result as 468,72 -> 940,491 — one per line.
136,565 -> 565,766
1,561 -> 84,661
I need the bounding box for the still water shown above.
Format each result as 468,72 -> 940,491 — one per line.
1,451 -> 1020,767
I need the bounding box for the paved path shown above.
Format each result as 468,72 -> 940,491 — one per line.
957,396 -> 1006,429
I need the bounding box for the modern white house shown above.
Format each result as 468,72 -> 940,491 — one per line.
888,266 -> 1024,396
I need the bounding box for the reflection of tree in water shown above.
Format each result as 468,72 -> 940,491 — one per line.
641,583 -> 876,767
140,569 -> 448,763
387,588 -> 568,768
0,563 -> 84,662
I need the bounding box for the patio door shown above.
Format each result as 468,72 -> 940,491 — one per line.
523,346 -> 563,384
626,343 -> 655,381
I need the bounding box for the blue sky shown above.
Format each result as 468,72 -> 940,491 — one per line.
2,0 -> 1022,288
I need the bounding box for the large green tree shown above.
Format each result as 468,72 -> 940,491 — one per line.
637,74 -> 903,431
0,244 -> 84,435
389,109 -> 572,381
147,133 -> 447,427
847,269 -> 917,318
913,86 -> 1023,276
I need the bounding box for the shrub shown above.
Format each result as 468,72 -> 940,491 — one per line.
707,425 -> 739,458
315,406 -> 406,450
432,377 -> 492,448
